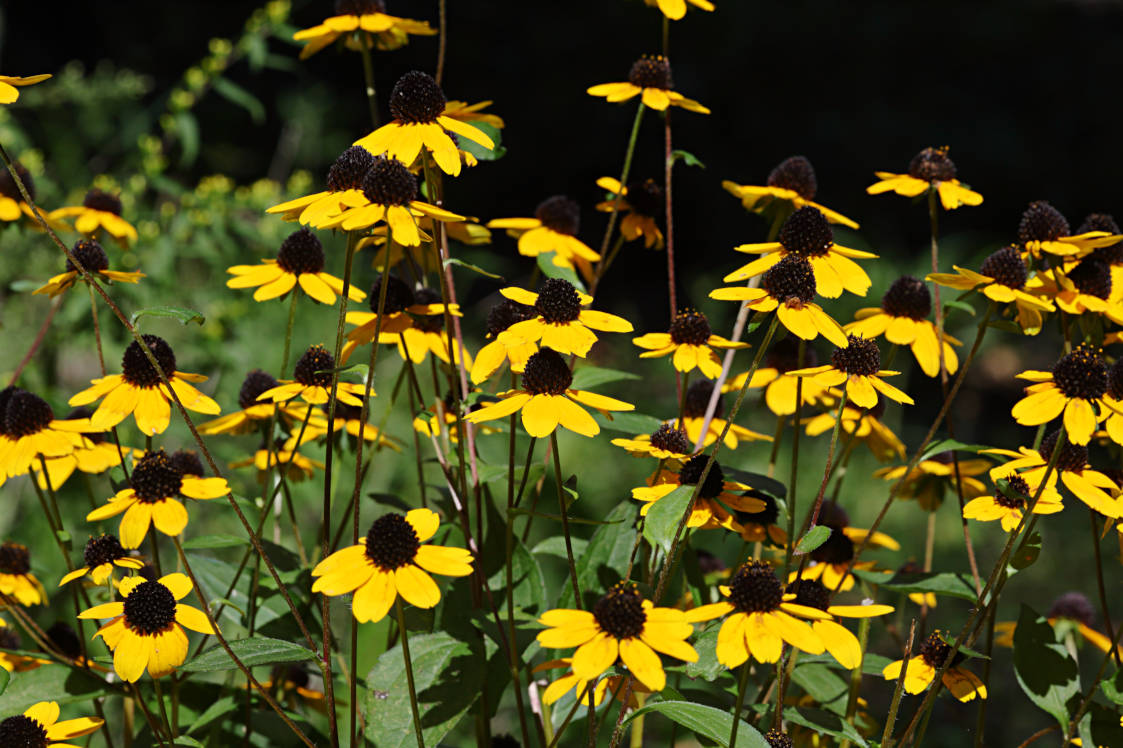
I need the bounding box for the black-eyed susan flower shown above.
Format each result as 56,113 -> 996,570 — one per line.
611,422 -> 694,460
726,338 -> 832,417
1025,261 -> 1123,326
846,276 -> 960,378
363,215 -> 492,266
927,245 -> 1055,335
32,238 -> 144,297
0,700 -> 103,746
341,277 -> 461,363
382,287 -> 471,367
0,161 -> 50,225
442,99 -> 505,129
59,535 -> 144,587
734,491 -> 788,546
805,394 -> 906,462
258,344 -> 371,407
1079,213 -> 1123,287
79,572 -> 215,682
0,542 -> 46,606
873,451 -> 990,511
962,472 -> 1063,532
1013,345 -> 1115,446
470,299 -> 538,384
791,503 -> 896,592
895,561 -> 938,608
789,335 -> 913,409
684,561 -> 830,665
33,409 -> 130,491
488,196 -> 602,278
319,155 -> 463,245
306,401 -> 400,450
495,278 -> 633,358
354,71 -> 494,176
646,0 -> 715,20
679,379 -> 771,449
227,228 -> 366,305
723,155 -> 858,229
587,55 -> 709,113
0,72 -> 50,104
292,0 -> 435,58
230,435 -> 325,484
466,348 -> 633,437
68,335 -> 220,436
537,657 -> 612,707
198,370 -> 313,436
1016,200 -> 1122,259
723,206 -> 876,298
785,578 -> 894,669
711,255 -> 849,347
85,449 -> 229,549
632,454 -> 766,531
867,147 -> 982,210
633,310 -> 748,378
881,631 -> 986,702
50,188 -> 138,248
0,389 -> 91,480
268,146 -> 375,226
537,581 -> 698,692
595,177 -> 664,248
1035,592 -> 1122,657
312,508 -> 473,622
1103,357 -> 1123,446
0,623 -> 45,673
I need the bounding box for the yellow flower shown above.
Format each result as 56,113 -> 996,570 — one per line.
0,700 -> 104,745
723,206 -> 877,298
1016,200 -> 1122,259
229,436 -> 325,484
257,344 -> 372,407
587,55 -> 709,113
0,389 -> 92,481
50,188 -> 138,248
962,472 -> 1063,532
1025,263 -> 1123,326
227,228 -> 366,305
537,657 -> 612,707
882,631 -> 987,702
198,370 -> 314,436
711,255 -> 849,347
994,593 -> 1123,658
873,453 -> 990,511
633,310 -> 748,378
268,146 -> 375,226
305,401 -> 400,450
784,578 -> 894,669
354,71 -> 494,176
804,394 -> 906,462
685,561 -> 831,666
32,238 -> 144,297
611,423 -> 694,460
646,0 -> 715,20
734,491 -> 788,546
342,281 -> 464,365
679,379 -> 772,449
412,391 -> 496,445
488,196 -> 601,279
0,621 -> 47,673
788,503 -> 897,592
33,418 -> 129,490
466,348 -> 633,438
537,582 -> 699,692
312,509 -> 473,622
442,99 -> 505,129
79,572 -> 215,682
1011,345 -> 1114,445
1104,357 -> 1123,447
59,535 -> 145,587
68,335 -> 220,436
632,455 -> 765,531
380,291 -> 472,368
894,561 -> 937,608
927,245 -> 1055,335
725,337 -> 833,417
0,161 -> 65,227
0,73 -> 50,103
723,155 -> 858,229
292,0 -> 436,58
866,147 -> 982,210
789,335 -> 913,409
595,177 -> 664,248
1073,213 -> 1123,290
0,542 -> 47,606
494,279 -> 633,358
470,299 -> 538,385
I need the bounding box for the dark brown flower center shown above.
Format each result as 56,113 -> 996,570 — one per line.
785,578 -> 831,611
293,345 -> 335,388
1108,358 -> 1123,400
762,254 -> 817,305
83,188 -> 123,215
534,196 -> 580,236
818,502 -> 850,528
486,299 -> 535,337
592,582 -> 646,639
679,454 -> 725,499
276,228 -> 325,275
907,147 -> 957,182
881,276 -> 931,320
3,390 -> 54,437
239,369 -> 280,410
831,335 -> 881,376
410,288 -> 445,333
169,449 -> 204,477
326,145 -> 375,192
649,423 -> 691,454
1018,200 -> 1069,243
764,730 -> 794,748
994,474 -> 1029,509
388,70 -> 446,124
0,627 -> 20,650
1047,592 -> 1096,626
0,542 -> 31,575
521,348 -> 572,395
1081,213 -> 1123,265
362,156 -> 417,206
1039,429 -> 1087,473
83,534 -> 127,568
0,161 -> 35,202
46,622 -> 82,660
369,274 -> 416,314
728,560 -> 783,613
778,206 -> 834,257
0,715 -> 48,748
1067,259 -> 1113,300
121,334 -> 177,388
767,156 -> 817,200
535,278 -> 582,324
810,527 -> 855,565
683,379 -> 721,419
919,631 -> 953,668
123,580 -> 177,635
364,513 -> 421,570
765,337 -> 818,373
131,450 -> 183,502
623,178 -> 662,217
627,55 -> 672,90
335,0 -> 386,16
1051,345 -> 1107,400
736,491 -> 779,527
66,239 -> 109,274
979,245 -> 1028,289
669,310 -> 712,345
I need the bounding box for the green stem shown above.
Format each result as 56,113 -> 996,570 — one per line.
281,285 -> 298,377
728,661 -> 752,748
550,431 -> 582,607
357,36 -> 379,128
591,102 -> 646,293
505,374 -> 535,748
396,598 -> 427,748
881,619 -> 918,748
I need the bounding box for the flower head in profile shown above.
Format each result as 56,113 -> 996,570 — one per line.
962,472 -> 1063,532
227,228 -> 366,305
846,276 -> 960,378
784,578 -> 893,669
882,631 -> 987,702
79,572 -> 215,682
1016,200 -> 1122,259
488,196 -> 601,279
632,454 -> 765,531
788,503 -> 897,592
381,287 -> 472,367
723,155 -> 858,229
33,238 -> 144,297
789,335 -> 913,409
927,245 -> 1054,335
292,0 -> 436,58
0,542 -> 46,606
537,581 -> 699,693
734,491 -> 788,546
354,71 -> 494,176
230,435 -> 325,484
68,335 -> 220,436
587,55 -> 709,113
1011,345 -> 1113,445
873,451 -> 989,511
1025,261 -> 1123,326
268,146 -> 375,226
805,394 -> 906,462
867,147 -> 982,210
723,206 -> 877,298
612,422 -> 694,460
596,177 -> 665,248
0,160 -> 46,225
679,379 -> 771,449
633,309 -> 748,378
646,0 -> 715,20
466,348 -> 634,437
0,623 -> 46,673
257,344 -> 372,407
0,72 -> 50,104
1103,357 -> 1123,446
1077,213 -> 1123,283
312,508 -> 473,623
308,401 -> 400,451
0,700 -> 103,746
470,299 -> 538,384
495,279 -> 633,358
32,408 -> 131,491
997,593 -> 1123,657
0,388 -> 92,480
50,188 -> 138,248
59,534 -> 145,587
342,277 -> 462,364
198,370 -> 312,436
726,337 -> 832,417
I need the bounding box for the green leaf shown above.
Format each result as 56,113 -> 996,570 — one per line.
181,534 -> 249,550
212,77 -> 266,123
795,525 -> 831,554
131,305 -> 206,327
622,701 -> 767,747
530,536 -> 589,560
570,365 -> 641,390
879,571 -> 977,601
363,632 -> 484,748
988,319 -> 1024,335
443,257 -> 504,281
0,665 -> 109,714
1009,531 -> 1042,573
174,111 -> 200,167
185,696 -> 239,736
9,279 -> 41,293
791,662 -> 850,714
918,438 -> 993,462
172,738 -> 206,748
560,500 -> 637,609
0,667 -> 8,696
671,149 -> 706,169
1013,604 -> 1081,730
723,468 -> 787,498
457,122 -> 506,161
1100,668 -> 1123,706
591,411 -> 663,435
183,637 -> 316,672
684,628 -> 726,682
943,299 -> 977,317
783,706 -> 869,747
486,539 -> 548,614
642,485 -> 694,553
536,252 -> 586,291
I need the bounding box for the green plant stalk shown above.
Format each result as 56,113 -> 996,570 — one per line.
395,598 -> 426,748
663,108 -> 677,320
1088,508 -> 1120,666
357,35 -> 379,128
801,390 -> 849,534
281,284 -> 298,376
972,604 -> 998,748
591,102 -> 646,293
7,293 -> 62,387
881,618 -> 917,748
153,677 -> 176,738
728,659 -> 753,748
548,683 -> 593,748
550,431 -> 583,607
839,614 -> 872,748
780,341 -> 806,579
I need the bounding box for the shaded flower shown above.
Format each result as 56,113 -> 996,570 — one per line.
1016,200 -> 1122,259
0,700 -> 103,746
633,309 -> 748,378
723,155 -> 858,229
788,503 -> 896,592
962,473 -> 1062,532
881,631 -> 986,702
50,188 -> 138,248
725,337 -> 832,417
292,0 -> 435,58
1025,263 -> 1123,326
873,451 -> 990,511
0,389 -> 91,480
230,436 -> 325,484
679,379 -> 771,449
587,55 -> 709,113
1011,345 -> 1113,445
470,299 -> 538,384
734,491 -> 788,546
380,287 -> 472,367
612,422 -> 694,460
33,238 -> 143,297
495,279 -> 632,358
258,344 -> 371,407
306,401 -> 401,450
632,454 -> 766,531
789,335 -> 912,409
488,196 -> 601,278
804,394 -> 905,462
227,228 -> 366,305
0,623 -> 45,673
846,276 -> 960,377
198,370 -> 313,436
927,245 -> 1055,335
595,177 -> 664,248
646,0 -> 715,20
784,578 -> 893,669
0,542 -> 46,606
59,535 -> 145,587
342,280 -> 463,364
33,409 -> 130,491
866,147 -> 982,210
